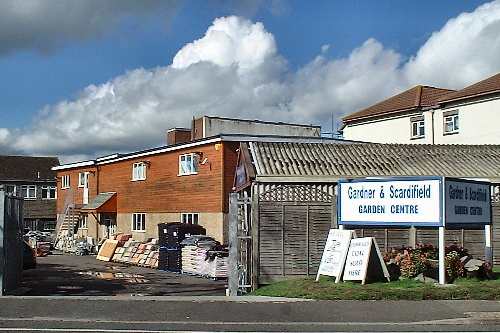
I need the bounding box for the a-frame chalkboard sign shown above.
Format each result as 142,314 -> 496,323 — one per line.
342,237 -> 390,284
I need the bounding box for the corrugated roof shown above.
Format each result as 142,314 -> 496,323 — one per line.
438,72 -> 500,104
81,192 -> 116,210
249,142 -> 500,181
343,86 -> 455,122
0,155 -> 59,181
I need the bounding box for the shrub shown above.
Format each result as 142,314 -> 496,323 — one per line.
445,251 -> 465,282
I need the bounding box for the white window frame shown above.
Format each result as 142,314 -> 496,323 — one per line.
444,113 -> 459,134
79,215 -> 88,229
41,185 -> 57,200
21,185 -> 37,200
61,175 -> 70,189
132,162 -> 147,181
132,213 -> 146,232
410,119 -> 425,139
181,212 -> 199,225
78,172 -> 86,187
178,153 -> 198,176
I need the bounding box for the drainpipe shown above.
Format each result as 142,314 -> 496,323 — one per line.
431,109 -> 435,145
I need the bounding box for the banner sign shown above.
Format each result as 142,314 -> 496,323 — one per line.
445,179 -> 491,225
316,229 -> 353,282
338,177 -> 492,227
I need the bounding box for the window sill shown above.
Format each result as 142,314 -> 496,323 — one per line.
443,131 -> 459,136
178,172 -> 198,177
79,228 -> 88,230
410,135 -> 425,140
78,185 -> 84,188
132,230 -> 146,233
23,198 -> 37,201
42,198 -> 56,200
61,187 -> 70,190
131,178 -> 146,182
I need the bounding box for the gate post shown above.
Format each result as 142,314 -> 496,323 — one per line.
228,193 -> 239,296
0,190 -> 4,295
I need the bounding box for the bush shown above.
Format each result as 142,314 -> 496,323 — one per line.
384,243 -> 469,280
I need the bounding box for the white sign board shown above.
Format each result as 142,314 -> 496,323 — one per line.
445,180 -> 491,225
338,178 -> 442,227
316,229 -> 353,282
343,237 -> 372,282
343,237 -> 389,284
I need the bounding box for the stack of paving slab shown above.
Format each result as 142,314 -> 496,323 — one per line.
181,236 -> 228,279
111,234 -> 159,269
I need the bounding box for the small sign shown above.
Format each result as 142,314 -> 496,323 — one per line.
316,229 -> 354,282
445,179 -> 491,225
343,237 -> 389,284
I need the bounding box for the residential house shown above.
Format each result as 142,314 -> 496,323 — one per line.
53,116 -> 323,244
0,155 -> 60,232
340,72 -> 500,144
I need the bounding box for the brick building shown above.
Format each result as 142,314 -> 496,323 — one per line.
53,117 -> 323,243
0,155 -> 60,232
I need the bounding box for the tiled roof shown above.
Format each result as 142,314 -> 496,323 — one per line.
343,86 -> 455,122
0,155 -> 59,181
438,72 -> 500,104
249,142 -> 500,180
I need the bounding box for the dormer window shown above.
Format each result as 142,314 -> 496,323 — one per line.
132,162 -> 147,181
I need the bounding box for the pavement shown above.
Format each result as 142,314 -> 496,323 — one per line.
3,253 -> 500,332
16,252 -> 226,296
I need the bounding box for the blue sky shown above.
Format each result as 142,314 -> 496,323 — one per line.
0,0 -> 499,160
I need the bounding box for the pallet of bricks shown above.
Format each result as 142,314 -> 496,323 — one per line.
181,235 -> 228,279
110,234 -> 160,268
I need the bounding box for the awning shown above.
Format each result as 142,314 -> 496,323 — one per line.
81,192 -> 117,213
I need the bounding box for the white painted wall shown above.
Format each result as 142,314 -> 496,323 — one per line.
342,113 -> 433,144
342,95 -> 500,145
433,96 -> 500,144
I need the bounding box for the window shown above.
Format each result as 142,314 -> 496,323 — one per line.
61,175 -> 70,189
78,173 -> 86,187
179,153 -> 198,176
132,213 -> 146,232
5,185 -> 16,196
443,111 -> 459,134
21,185 -> 37,199
41,186 -> 57,199
181,213 -> 199,225
410,117 -> 425,139
132,162 -> 147,181
79,215 -> 88,229
44,221 -> 56,231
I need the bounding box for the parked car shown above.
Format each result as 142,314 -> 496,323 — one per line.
23,241 -> 36,269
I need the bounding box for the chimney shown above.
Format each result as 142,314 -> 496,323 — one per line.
167,128 -> 192,146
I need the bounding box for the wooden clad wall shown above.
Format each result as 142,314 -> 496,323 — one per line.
258,202 -> 333,283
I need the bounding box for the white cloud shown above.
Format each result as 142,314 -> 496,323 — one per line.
404,0 -> 500,88
0,0 -> 179,55
0,128 -> 10,144
2,1 -> 500,162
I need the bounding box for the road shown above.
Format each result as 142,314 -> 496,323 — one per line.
6,253 -> 500,332
0,297 -> 499,332
17,252 -> 226,296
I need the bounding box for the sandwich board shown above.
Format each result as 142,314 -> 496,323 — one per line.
342,237 -> 390,284
316,229 -> 354,283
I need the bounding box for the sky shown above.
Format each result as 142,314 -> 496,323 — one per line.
1,0 -> 499,162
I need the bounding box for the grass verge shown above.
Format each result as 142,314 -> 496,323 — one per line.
251,274 -> 500,300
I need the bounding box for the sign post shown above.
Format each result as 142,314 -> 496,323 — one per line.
337,177 -> 491,285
